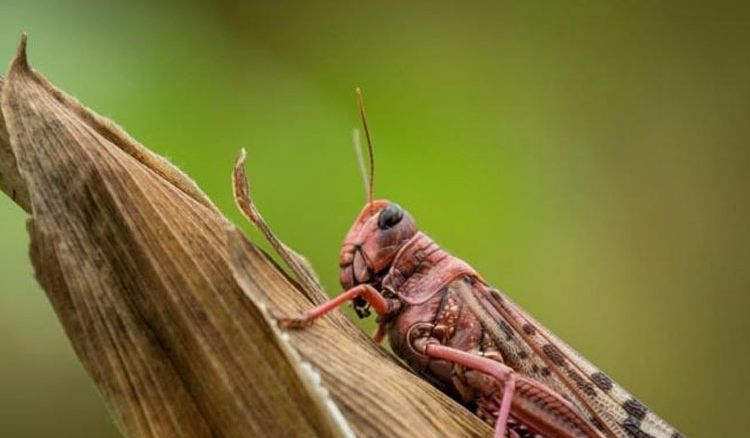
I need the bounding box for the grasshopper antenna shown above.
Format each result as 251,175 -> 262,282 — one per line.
355,87 -> 375,208
352,128 -> 370,202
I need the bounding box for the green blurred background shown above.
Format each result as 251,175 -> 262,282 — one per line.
0,1 -> 748,436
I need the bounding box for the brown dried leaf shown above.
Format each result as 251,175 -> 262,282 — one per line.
0,74 -> 30,211
0,35 -> 492,438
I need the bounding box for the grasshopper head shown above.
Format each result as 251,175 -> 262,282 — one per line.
341,90 -> 418,309
339,200 -> 417,292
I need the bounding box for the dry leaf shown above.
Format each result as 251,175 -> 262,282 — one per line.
0,35 -> 491,437
0,74 -> 30,212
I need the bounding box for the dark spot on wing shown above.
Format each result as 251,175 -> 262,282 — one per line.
522,323 -> 536,335
531,364 -> 539,373
542,344 -> 565,366
540,367 -> 551,377
590,417 -> 606,432
567,369 -> 597,397
623,398 -> 648,420
499,320 -> 514,340
591,371 -> 614,392
623,416 -> 655,438
517,350 -> 528,360
489,289 -> 504,301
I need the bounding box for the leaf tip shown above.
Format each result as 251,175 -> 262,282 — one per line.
233,148 -> 249,192
12,33 -> 30,70
232,148 -> 252,211
235,147 -> 247,167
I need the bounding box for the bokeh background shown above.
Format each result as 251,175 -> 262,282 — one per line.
0,1 -> 748,436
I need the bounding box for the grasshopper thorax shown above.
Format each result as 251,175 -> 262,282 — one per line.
339,199 -> 417,292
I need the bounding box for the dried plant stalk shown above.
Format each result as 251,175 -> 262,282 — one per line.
0,36 -> 491,437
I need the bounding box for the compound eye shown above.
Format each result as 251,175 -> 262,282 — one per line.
378,203 -> 404,229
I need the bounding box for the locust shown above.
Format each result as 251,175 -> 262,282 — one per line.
232,89 -> 684,438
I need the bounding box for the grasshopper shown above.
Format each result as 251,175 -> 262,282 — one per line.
233,89 -> 684,438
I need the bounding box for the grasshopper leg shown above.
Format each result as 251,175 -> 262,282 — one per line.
424,344 -> 516,438
422,343 -> 603,438
276,284 -> 395,329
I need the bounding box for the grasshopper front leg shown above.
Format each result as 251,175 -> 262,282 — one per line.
276,284 -> 399,340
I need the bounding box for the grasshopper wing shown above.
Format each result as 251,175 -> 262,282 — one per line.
453,279 -> 683,438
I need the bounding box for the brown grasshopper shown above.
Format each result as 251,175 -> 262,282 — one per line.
233,89 -> 684,438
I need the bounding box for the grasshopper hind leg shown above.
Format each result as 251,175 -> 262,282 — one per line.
416,342 -> 604,438
421,343 -> 516,438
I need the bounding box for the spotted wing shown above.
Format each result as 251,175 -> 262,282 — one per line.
454,280 -> 683,438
